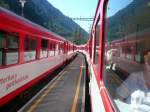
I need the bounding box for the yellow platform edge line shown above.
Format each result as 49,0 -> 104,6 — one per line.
27,71 -> 66,112
71,60 -> 83,112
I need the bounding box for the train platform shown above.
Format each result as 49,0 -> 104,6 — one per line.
116,58 -> 143,74
110,57 -> 144,80
18,53 -> 86,112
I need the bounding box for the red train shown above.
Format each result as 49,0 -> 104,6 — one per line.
0,7 -> 76,106
80,0 -> 150,112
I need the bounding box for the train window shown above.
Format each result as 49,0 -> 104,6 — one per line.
40,39 -> 48,58
53,42 -> 56,56
0,31 -> 19,66
89,38 -> 92,58
55,43 -> 59,56
95,19 -> 100,70
6,33 -> 19,65
64,42 -> 67,54
62,43 -> 65,54
58,43 -> 60,55
0,31 -> 5,66
103,0 -> 150,111
59,43 -> 62,54
49,41 -> 54,56
24,37 -> 37,62
60,43 -> 64,54
91,32 -> 95,62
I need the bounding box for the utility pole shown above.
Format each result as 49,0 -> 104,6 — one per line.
19,0 -> 26,17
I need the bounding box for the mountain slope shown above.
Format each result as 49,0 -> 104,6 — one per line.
106,0 -> 150,41
0,0 -> 88,44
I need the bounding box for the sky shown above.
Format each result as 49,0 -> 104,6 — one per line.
47,0 -> 133,32
107,0 -> 133,17
47,0 -> 98,32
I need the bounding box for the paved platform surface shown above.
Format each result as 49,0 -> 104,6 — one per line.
115,57 -> 143,74
20,53 -> 85,112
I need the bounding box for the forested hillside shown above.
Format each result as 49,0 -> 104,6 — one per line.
106,0 -> 150,41
0,0 -> 88,44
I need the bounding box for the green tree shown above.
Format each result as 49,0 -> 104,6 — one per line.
0,1 -> 9,9
72,27 -> 85,45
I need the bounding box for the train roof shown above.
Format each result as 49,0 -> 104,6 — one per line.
0,7 -> 67,42
109,28 -> 150,44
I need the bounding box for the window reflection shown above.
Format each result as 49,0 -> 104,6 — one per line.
104,0 -> 150,111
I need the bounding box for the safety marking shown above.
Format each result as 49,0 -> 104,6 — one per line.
81,65 -> 85,112
26,71 -> 66,112
71,61 -> 83,112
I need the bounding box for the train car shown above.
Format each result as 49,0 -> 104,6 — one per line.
81,0 -> 150,112
0,7 -> 76,106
